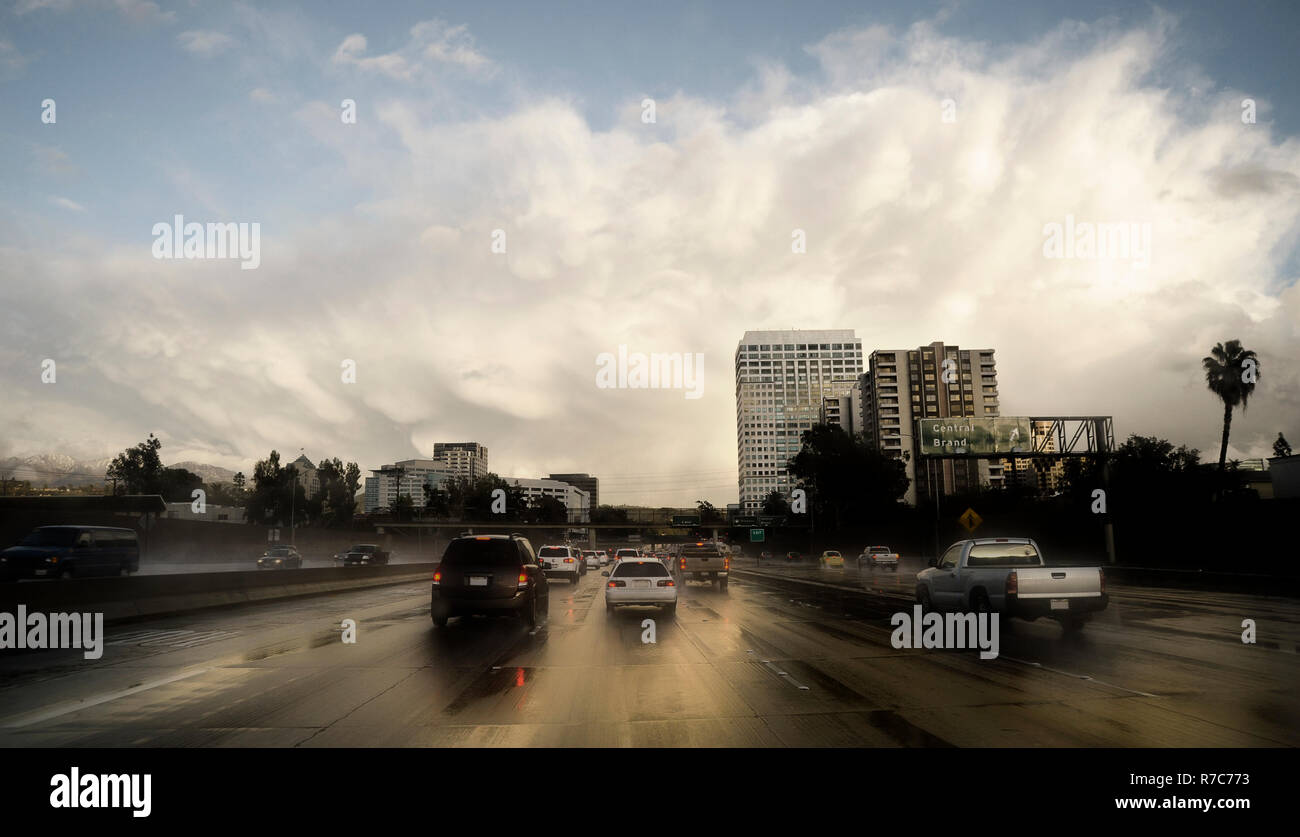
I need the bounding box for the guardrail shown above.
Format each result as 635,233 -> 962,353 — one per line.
0,563 -> 437,624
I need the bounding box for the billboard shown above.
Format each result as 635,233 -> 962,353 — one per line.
916,417 -> 1033,456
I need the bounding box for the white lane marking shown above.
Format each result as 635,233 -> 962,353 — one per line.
1000,656 -> 1157,698
1,668 -> 213,729
760,659 -> 810,691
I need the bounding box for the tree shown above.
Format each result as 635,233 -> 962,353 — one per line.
311,457 -> 361,527
106,434 -> 166,494
1202,340 -> 1260,472
232,472 -> 246,493
787,423 -> 910,530
1275,433 -> 1293,458
245,451 -> 304,526
696,500 -> 723,524
158,467 -> 203,503
761,490 -> 790,517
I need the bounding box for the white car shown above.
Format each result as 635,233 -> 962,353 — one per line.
604,558 -> 677,615
582,550 -> 602,569
537,544 -> 583,584
614,548 -> 641,564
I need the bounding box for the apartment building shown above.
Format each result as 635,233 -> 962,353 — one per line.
547,473 -> 599,508
862,341 -> 1004,504
432,442 -> 489,481
735,329 -> 864,512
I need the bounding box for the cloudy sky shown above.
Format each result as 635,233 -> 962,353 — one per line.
1,0 -> 1298,505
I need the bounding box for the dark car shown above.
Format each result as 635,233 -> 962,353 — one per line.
431,534 -> 549,629
0,525 -> 139,580
257,545 -> 303,569
785,551 -> 802,563
341,543 -> 389,566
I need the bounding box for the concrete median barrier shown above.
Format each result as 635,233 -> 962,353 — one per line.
730,566 -> 913,619
0,563 -> 436,624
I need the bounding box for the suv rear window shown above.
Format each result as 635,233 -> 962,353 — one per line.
538,547 -> 570,557
611,561 -> 669,578
967,543 -> 1040,566
442,539 -> 521,567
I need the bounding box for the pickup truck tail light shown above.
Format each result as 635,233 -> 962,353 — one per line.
679,558 -> 686,570
1098,567 -> 1105,594
723,557 -> 730,570
1006,570 -> 1018,596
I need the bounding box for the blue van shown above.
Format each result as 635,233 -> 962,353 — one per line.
0,526 -> 140,580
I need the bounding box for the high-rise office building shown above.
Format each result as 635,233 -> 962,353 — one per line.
432,442 -> 489,481
735,329 -> 864,512
862,341 -> 1004,504
363,459 -> 453,513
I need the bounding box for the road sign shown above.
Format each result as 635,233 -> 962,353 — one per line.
734,516 -> 757,527
750,529 -> 765,543
917,417 -> 1033,456
958,508 -> 983,533
672,515 -> 700,527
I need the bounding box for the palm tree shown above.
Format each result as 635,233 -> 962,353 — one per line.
1202,340 -> 1260,472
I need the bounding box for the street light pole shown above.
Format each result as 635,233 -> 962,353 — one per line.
291,447 -> 303,546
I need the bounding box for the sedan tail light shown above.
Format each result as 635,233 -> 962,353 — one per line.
607,580 -> 626,588
657,579 -> 674,587
1006,570 -> 1018,596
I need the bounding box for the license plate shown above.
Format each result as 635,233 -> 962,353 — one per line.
1050,599 -> 1069,610
468,576 -> 488,587
635,580 -> 650,588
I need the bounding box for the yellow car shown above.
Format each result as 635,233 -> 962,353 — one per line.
819,550 -> 844,568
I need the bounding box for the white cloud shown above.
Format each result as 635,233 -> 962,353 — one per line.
178,30 -> 235,57
2,13 -> 1298,502
249,87 -> 278,104
331,18 -> 494,81
50,196 -> 86,212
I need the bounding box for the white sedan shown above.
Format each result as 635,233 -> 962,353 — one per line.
603,559 -> 677,616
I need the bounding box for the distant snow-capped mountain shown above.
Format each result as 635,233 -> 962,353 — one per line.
0,455 -> 238,487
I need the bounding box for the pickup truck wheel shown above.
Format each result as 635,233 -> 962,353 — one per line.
432,615 -> 448,628
971,590 -> 992,615
916,588 -> 932,613
718,577 -> 728,591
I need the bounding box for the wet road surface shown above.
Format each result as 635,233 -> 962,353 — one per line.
0,568 -> 1296,747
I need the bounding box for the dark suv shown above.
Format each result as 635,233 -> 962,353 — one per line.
431,534 -> 549,629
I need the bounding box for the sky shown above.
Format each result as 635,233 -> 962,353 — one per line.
1,0 -> 1298,506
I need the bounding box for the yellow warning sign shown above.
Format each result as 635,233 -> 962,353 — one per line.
958,508 -> 983,533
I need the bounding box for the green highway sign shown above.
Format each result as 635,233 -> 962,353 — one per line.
917,417 -> 1033,456
750,528 -> 765,542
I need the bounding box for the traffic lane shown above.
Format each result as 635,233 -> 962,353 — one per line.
1,570 -> 1293,747
711,579 -> 1299,746
135,553 -> 433,575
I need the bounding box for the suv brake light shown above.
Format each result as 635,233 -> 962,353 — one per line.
1006,570 -> 1018,596
433,570 -> 442,586
1098,567 -> 1105,593
517,572 -> 528,588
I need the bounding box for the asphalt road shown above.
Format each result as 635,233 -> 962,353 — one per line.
0,566 -> 1296,747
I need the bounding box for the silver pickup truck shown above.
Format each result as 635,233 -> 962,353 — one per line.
915,538 -> 1107,632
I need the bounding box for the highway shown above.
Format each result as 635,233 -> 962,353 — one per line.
0,566 -> 1296,747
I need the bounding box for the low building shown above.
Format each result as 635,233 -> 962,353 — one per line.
1267,455 -> 1299,499
505,477 -> 591,523
164,502 -> 245,523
